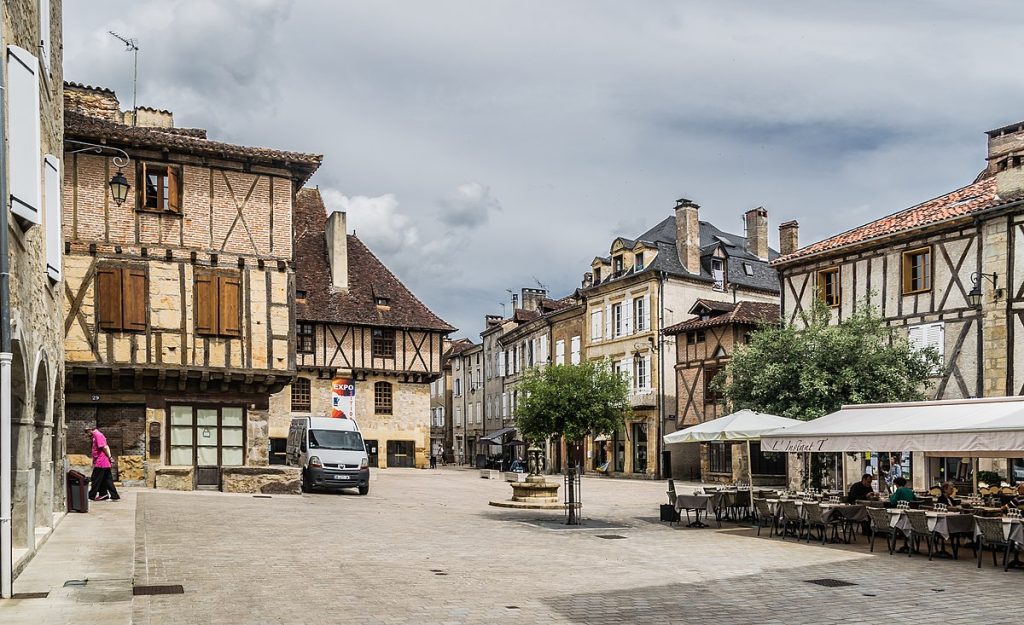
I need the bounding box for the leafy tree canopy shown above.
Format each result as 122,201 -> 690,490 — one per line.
721,298 -> 941,420
515,360 -> 632,444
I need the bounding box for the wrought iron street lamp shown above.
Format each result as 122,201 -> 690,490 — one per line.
65,140 -> 132,206
967,272 -> 1002,308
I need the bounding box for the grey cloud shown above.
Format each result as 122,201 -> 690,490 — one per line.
64,1 -> 1024,337
438,183 -> 501,229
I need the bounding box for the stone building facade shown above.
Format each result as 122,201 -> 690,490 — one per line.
453,342 -> 483,465
773,121 -> 1024,489
586,200 -> 780,479
62,83 -> 320,490
663,300 -> 782,484
268,189 -> 453,470
5,0 -> 67,578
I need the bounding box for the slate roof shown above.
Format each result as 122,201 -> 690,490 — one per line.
294,188 -> 455,333
64,110 -> 322,186
773,178 -> 1002,266
663,301 -> 780,334
590,216 -> 780,293
445,338 -> 476,359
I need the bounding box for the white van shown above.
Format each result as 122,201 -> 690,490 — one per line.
287,417 -> 370,494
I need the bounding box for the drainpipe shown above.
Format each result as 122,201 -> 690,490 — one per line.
657,273 -> 665,480
0,24 -> 13,599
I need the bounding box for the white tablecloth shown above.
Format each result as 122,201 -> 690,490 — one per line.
676,494 -> 715,516
973,518 -> 1024,546
889,510 -> 975,540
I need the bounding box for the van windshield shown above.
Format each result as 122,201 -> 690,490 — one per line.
308,429 -> 364,451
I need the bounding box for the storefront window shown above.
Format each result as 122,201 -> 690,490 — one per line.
708,442 -> 732,473
614,430 -> 625,473
167,405 -> 246,469
749,442 -> 785,476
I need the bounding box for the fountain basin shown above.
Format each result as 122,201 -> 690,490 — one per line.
488,479 -> 564,510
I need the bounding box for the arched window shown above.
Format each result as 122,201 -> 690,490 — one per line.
374,381 -> 393,415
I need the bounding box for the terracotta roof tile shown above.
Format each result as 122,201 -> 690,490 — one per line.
64,109 -> 322,186
663,301 -> 780,334
773,178 -> 1000,265
294,188 -> 455,333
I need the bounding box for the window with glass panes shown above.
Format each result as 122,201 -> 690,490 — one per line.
168,405 -> 245,467
372,328 -> 396,358
708,442 -> 732,473
749,442 -> 786,476
374,381 -> 393,414
902,247 -> 932,294
291,378 -> 311,412
297,322 -> 315,354
818,267 -> 840,307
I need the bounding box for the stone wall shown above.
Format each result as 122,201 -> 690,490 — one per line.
981,215 -> 1010,397
4,0 -> 67,556
357,375 -> 430,468
222,466 -> 300,494
155,466 -> 194,491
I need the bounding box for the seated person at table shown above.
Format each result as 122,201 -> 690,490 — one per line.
847,474 -> 875,504
889,477 -> 915,505
936,481 -> 959,506
1008,483 -> 1024,509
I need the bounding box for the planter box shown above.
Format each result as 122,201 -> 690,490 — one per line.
480,469 -> 501,480
505,472 -> 528,482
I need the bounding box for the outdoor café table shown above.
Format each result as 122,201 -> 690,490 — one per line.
820,503 -> 867,525
712,490 -> 751,523
890,510 -> 973,557
675,494 -> 714,528
973,517 -> 1024,546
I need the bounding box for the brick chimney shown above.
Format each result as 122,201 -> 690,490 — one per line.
582,272 -> 593,288
485,315 -> 503,328
987,121 -> 1024,201
744,207 -> 769,260
674,198 -> 701,274
123,106 -> 174,128
779,220 -> 800,256
326,211 -> 348,291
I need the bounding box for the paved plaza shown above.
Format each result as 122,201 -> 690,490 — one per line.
2,468 -> 1023,624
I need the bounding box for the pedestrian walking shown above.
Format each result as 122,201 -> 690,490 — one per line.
85,425 -> 120,501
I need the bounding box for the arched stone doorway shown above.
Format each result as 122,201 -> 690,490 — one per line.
8,340 -> 28,549
31,355 -> 54,534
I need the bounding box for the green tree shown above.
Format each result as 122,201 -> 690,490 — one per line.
515,360 -> 632,445
721,298 -> 941,421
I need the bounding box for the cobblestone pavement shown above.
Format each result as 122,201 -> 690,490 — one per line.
127,468 -> 1023,625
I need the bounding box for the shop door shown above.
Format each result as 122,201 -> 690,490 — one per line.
387,440 -> 415,468
365,439 -> 379,468
169,405 -> 246,488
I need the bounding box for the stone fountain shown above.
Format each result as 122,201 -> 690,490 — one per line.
488,444 -> 563,510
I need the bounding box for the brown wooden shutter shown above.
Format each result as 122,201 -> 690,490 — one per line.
136,161 -> 146,210
167,166 -> 182,213
96,266 -> 123,330
218,274 -> 241,337
195,271 -> 217,335
122,268 -> 147,331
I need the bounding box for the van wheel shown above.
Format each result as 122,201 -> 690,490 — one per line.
358,484 -> 369,496
301,471 -> 312,493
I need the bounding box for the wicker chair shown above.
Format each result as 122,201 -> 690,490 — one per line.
904,510 -> 937,559
779,500 -> 804,540
802,503 -> 840,544
752,498 -> 776,537
974,516 -> 1016,571
866,507 -> 896,554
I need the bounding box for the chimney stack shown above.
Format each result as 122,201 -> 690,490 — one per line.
326,211 -> 348,291
511,293 -> 519,310
779,220 -> 799,256
987,121 -> 1024,201
485,314 -> 503,328
674,198 -> 701,274
582,272 -> 593,288
744,207 -> 769,260
521,288 -> 547,312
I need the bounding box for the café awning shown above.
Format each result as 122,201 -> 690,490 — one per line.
663,409 -> 802,444
760,396 -> 1024,457
479,427 -> 515,445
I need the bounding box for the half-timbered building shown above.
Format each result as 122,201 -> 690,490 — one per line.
773,120 -> 1024,488
62,83 -> 321,489
268,189 -> 454,470
663,300 -> 782,484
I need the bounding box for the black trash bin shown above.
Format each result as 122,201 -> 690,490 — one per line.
67,470 -> 89,513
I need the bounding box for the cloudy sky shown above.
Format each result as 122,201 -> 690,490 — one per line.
64,1 -> 1024,337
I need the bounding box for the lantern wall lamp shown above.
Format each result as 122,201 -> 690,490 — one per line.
966,271 -> 1003,308
64,140 -> 132,206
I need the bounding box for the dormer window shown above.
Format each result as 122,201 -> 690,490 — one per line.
296,289 -> 308,302
711,258 -> 725,291
613,255 -> 624,274
375,297 -> 389,307
594,267 -> 602,283
635,253 -> 644,271
742,263 -> 753,276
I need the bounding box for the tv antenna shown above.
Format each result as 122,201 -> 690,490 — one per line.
498,303 -> 506,317
532,276 -> 548,292
108,31 -> 139,126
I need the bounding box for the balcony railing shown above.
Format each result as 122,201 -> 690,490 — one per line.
629,388 -> 657,408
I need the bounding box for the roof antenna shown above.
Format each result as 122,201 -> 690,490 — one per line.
108,31 -> 139,126
498,303 -> 506,317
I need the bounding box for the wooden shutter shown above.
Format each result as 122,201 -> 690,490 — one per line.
167,166 -> 182,213
643,294 -> 652,331
7,45 -> 41,225
218,274 -> 242,337
96,267 -> 123,329
195,271 -> 217,335
122,268 -> 147,331
623,298 -> 633,335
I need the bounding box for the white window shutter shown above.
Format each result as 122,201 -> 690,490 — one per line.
8,45 -> 42,226
591,310 -> 602,342
43,154 -> 61,281
927,323 -> 944,361
498,351 -> 505,377
643,294 -> 652,331
540,335 -> 548,363
40,0 -> 51,74
571,336 -> 581,365
605,304 -> 612,339
644,354 -> 652,390
907,326 -> 922,351
624,357 -> 634,388
624,298 -> 633,335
